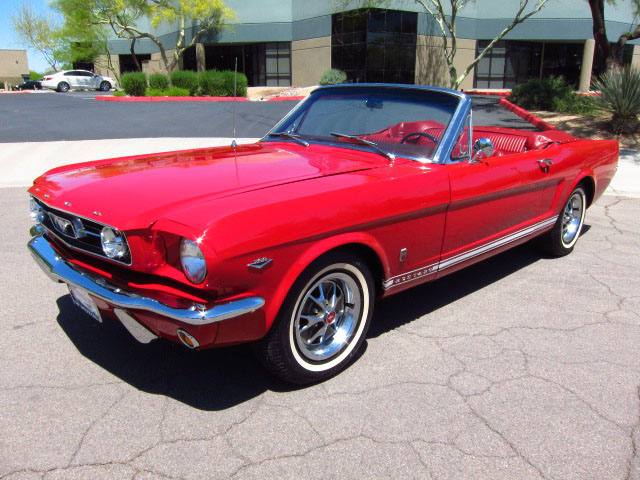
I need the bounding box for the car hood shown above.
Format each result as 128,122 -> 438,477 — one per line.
30,142 -> 383,230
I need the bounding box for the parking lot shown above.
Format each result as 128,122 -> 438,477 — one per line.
1,92 -> 639,479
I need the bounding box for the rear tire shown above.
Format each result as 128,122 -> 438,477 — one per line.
57,82 -> 69,93
254,252 -> 375,385
540,185 -> 586,256
99,81 -> 111,91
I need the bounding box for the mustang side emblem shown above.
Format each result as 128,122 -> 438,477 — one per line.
248,257 -> 273,271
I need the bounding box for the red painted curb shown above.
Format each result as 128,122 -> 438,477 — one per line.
462,90 -> 510,96
96,95 -> 249,102
499,97 -> 557,131
0,91 -> 30,94
267,96 -> 306,101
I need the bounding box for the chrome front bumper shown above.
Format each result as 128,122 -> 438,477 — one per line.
28,234 -> 265,326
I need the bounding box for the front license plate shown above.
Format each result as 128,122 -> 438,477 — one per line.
68,285 -> 102,323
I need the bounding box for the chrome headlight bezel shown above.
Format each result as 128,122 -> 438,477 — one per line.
100,227 -> 128,259
180,238 -> 207,284
29,197 -> 45,224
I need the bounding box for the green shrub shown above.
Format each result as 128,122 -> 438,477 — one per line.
145,88 -> 167,97
113,90 -> 125,97
319,69 -> 347,86
148,72 -> 169,90
509,75 -> 596,114
169,70 -> 199,95
593,67 -> 640,134
120,72 -> 147,96
165,86 -> 190,96
29,70 -> 43,81
220,70 -> 247,97
199,69 -> 226,96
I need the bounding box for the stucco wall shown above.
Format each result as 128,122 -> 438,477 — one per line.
292,36 -> 331,87
94,55 -> 120,81
415,36 -> 476,91
0,50 -> 29,87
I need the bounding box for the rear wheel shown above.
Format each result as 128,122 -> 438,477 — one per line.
57,82 -> 69,93
99,81 -> 111,91
540,185 -> 586,256
255,252 -> 375,384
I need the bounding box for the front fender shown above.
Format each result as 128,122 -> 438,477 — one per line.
262,232 -> 390,328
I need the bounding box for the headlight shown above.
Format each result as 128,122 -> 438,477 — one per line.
100,227 -> 128,259
29,197 -> 44,223
180,238 -> 207,284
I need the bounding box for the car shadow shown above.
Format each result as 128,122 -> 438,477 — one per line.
367,234 -> 582,337
55,226 -> 591,410
56,296 -> 296,410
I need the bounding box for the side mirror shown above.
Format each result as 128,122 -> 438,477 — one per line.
470,137 -> 494,163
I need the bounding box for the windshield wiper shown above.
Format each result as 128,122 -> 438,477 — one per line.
329,132 -> 395,161
268,132 -> 309,147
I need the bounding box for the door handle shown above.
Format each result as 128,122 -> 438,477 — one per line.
537,158 -> 553,172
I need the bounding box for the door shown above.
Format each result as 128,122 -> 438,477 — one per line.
438,150 -> 559,277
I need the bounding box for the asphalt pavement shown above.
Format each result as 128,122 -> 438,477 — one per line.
1,91 -> 639,479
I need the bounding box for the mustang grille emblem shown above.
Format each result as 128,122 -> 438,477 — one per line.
49,213 -> 83,239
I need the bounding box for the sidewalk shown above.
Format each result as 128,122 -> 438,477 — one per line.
0,137 -> 638,197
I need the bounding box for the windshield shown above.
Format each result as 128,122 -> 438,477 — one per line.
268,86 -> 461,161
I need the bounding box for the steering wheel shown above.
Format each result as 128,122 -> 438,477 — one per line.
400,132 -> 438,145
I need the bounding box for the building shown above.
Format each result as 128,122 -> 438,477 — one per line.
98,0 -> 640,90
0,49 -> 29,88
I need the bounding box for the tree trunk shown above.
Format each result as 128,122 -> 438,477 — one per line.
130,38 -> 141,72
588,0 -> 610,75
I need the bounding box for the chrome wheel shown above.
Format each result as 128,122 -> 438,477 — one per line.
58,82 -> 69,92
539,185 -> 587,256
561,191 -> 584,246
294,272 -> 361,362
255,252 -> 374,384
100,81 -> 111,91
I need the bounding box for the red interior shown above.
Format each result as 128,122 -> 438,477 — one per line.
361,121 -> 578,157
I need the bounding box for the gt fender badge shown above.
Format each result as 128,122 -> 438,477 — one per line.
248,257 -> 273,271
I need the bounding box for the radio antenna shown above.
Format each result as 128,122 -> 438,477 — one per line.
231,57 -> 238,148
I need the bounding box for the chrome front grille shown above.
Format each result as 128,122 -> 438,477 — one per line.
33,197 -> 132,265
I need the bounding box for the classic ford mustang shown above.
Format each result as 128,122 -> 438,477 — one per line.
27,85 -> 618,384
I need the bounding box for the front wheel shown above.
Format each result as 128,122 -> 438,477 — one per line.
255,252 -> 375,384
540,185 -> 586,256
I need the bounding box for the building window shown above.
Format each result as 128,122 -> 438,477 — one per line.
266,42 -> 291,86
188,42 -> 291,87
118,54 -> 151,74
332,9 -> 417,84
474,40 -> 584,89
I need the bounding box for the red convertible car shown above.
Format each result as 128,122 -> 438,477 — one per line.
27,85 -> 618,384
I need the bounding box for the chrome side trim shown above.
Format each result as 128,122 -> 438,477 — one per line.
28,234 -> 265,326
382,216 -> 558,290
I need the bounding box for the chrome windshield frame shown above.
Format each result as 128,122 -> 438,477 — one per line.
262,84 -> 472,165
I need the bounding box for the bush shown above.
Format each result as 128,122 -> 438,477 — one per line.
593,67 -> 640,134
319,69 -> 347,86
148,73 -> 169,90
120,72 -> 147,96
145,88 -> 167,97
169,70 -> 199,95
144,87 -> 190,97
509,75 -> 596,114
165,87 -> 190,96
199,69 -> 226,96
220,70 -> 247,97
113,90 -> 125,97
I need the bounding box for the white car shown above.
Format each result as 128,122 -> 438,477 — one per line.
41,70 -> 115,92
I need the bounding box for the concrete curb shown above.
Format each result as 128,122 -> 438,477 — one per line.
498,97 -> 557,131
